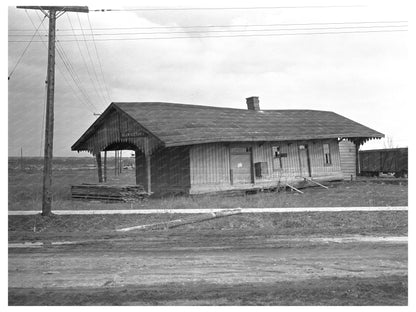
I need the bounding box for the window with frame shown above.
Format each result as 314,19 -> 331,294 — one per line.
323,143 -> 332,165
272,146 -> 288,170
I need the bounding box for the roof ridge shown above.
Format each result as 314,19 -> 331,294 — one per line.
113,102 -> 334,113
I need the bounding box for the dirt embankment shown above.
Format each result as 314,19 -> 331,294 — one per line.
8,211 -> 408,243
9,275 -> 407,306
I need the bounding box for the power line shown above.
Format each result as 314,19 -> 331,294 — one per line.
75,13 -> 108,106
8,29 -> 407,42
56,42 -> 98,112
8,12 -> 46,80
55,51 -> 97,113
24,10 -> 97,113
9,20 -> 407,32
55,39 -> 94,107
90,5 -> 365,12
33,11 -> 98,112
18,10 -> 95,164
14,24 -> 406,37
87,14 -> 112,103
66,14 -> 107,106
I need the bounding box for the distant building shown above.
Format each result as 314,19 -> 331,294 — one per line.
72,97 -> 383,195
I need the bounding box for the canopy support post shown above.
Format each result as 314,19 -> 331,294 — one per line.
96,152 -> 103,183
103,151 -> 107,182
353,138 -> 363,177
144,137 -> 152,194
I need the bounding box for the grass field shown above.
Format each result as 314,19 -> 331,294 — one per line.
8,167 -> 408,211
8,158 -> 409,244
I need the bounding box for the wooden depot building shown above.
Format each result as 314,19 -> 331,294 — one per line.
71,97 -> 384,196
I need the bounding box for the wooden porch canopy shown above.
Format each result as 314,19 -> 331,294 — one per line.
71,104 -> 162,155
71,104 -> 163,193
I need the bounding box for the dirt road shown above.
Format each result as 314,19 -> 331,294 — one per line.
8,234 -> 407,305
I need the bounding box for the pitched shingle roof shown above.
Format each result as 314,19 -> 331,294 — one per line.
112,102 -> 383,147
72,102 -> 384,150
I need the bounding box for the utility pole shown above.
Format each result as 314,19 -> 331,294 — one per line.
17,6 -> 89,216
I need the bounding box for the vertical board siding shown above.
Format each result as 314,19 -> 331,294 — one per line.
135,152 -> 146,186
339,140 -> 357,179
251,140 -> 342,182
230,151 -> 252,184
134,146 -> 191,195
280,142 -> 302,178
252,143 -> 273,182
149,146 -> 190,195
189,140 -> 344,194
307,139 -> 342,177
252,142 -> 301,182
190,143 -> 230,186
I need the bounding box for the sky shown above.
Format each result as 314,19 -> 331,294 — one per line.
6,0 -> 411,157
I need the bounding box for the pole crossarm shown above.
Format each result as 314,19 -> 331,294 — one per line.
17,6 -> 89,13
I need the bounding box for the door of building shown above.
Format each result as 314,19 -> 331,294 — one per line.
298,143 -> 311,177
230,147 -> 253,184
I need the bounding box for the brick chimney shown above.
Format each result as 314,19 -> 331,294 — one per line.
246,96 -> 260,111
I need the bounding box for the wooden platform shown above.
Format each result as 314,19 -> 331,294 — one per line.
191,186 -> 280,198
191,179 -> 334,197
71,184 -> 149,202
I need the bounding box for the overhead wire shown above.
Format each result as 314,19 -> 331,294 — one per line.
87,14 -> 112,103
56,51 -> 98,113
75,13 -> 108,106
23,10 -> 96,155
9,28 -> 407,42
8,11 -> 46,80
33,11 -> 99,112
55,42 -> 99,112
90,5 -> 365,12
35,11 -> 99,113
10,6 -> 407,137
11,9 -> 407,95
11,24 -> 407,37
9,20 -> 408,32
66,13 -> 107,107
26,9 -> 97,113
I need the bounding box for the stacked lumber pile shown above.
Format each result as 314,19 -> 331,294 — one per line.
71,184 -> 148,202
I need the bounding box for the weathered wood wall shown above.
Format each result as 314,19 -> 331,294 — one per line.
190,143 -> 230,186
339,140 -> 357,180
241,140 -> 342,182
136,146 -> 191,196
136,139 -> 346,195
189,139 -> 344,194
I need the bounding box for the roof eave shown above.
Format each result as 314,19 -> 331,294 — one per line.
162,133 -> 384,148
